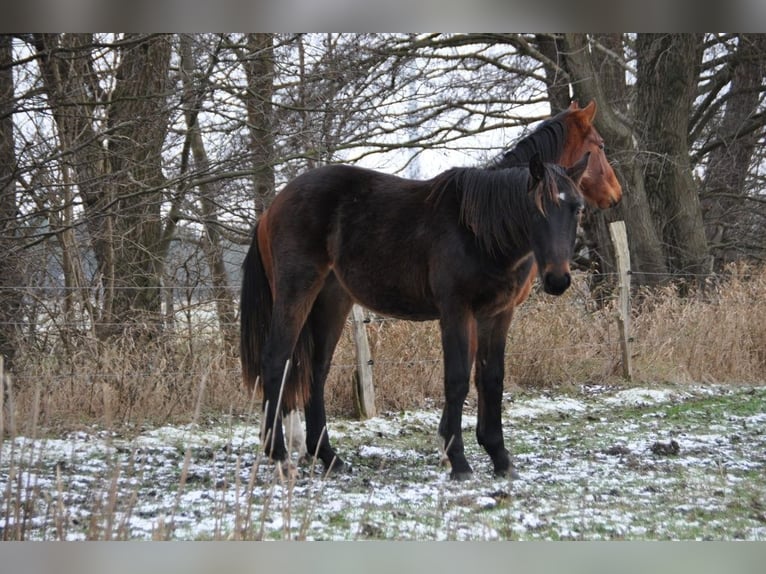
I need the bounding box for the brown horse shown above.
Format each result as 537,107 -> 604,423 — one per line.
241,153 -> 589,480
494,100 -> 621,209
485,99 -> 622,311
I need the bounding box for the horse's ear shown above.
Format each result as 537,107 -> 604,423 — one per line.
581,100 -> 597,123
567,152 -> 591,184
529,153 -> 545,186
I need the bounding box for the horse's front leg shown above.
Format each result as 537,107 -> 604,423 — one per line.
438,309 -> 475,480
475,310 -> 519,478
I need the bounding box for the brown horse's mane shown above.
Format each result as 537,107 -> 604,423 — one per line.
428,164 -> 564,258
490,111 -> 567,168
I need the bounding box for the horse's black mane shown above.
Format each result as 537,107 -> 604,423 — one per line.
429,164 -> 565,258
490,111 -> 568,168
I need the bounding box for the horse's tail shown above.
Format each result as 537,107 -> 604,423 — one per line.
240,221 -> 270,393
240,220 -> 312,411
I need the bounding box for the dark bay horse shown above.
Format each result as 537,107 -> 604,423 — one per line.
241,153 -> 589,479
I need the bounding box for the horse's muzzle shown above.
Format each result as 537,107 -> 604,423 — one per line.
542,270 -> 571,296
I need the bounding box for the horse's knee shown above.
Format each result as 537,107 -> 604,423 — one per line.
477,424 -> 504,448
444,376 -> 470,404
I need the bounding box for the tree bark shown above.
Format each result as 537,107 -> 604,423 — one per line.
35,34 -> 173,338
242,33 -> 276,216
533,34 -> 571,113
34,33 -> 115,318
0,35 -> 23,368
104,34 -> 172,335
636,34 -> 711,280
576,34 -> 629,282
563,34 -> 669,286
701,34 -> 766,269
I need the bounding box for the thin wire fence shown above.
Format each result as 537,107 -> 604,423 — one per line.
1,265 -> 764,427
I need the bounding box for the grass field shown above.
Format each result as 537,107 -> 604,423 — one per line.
1,267 -> 765,540
2,382 -> 765,540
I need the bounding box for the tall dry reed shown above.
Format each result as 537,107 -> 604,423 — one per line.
4,266 -> 765,432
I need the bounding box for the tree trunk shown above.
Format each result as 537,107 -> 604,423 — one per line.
104,34 -> 172,336
576,34 -> 631,281
242,33 -> 276,216
35,34 -> 173,338
533,34 -> 571,113
636,34 -> 711,280
0,35 -> 23,369
563,34 -> 669,287
34,33 -> 115,321
179,35 -> 237,343
701,34 -> 766,269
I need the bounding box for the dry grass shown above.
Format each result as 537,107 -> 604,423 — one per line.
2,266 -> 766,541
6,332 -> 241,435
630,267 -> 766,383
3,266 -> 766,434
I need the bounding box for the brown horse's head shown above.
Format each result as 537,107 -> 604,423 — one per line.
560,101 -> 622,209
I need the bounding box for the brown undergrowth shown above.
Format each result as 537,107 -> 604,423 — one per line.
4,266 -> 765,435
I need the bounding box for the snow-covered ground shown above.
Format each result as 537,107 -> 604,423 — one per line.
2,383 -> 765,540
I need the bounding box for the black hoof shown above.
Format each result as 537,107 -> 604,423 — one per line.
450,469 -> 474,481
490,449 -> 518,479
494,465 -> 520,480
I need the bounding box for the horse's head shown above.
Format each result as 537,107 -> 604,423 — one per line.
561,100 -> 622,209
528,153 -> 588,295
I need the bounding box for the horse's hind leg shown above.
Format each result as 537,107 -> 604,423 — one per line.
475,310 -> 518,478
261,268 -> 328,465
304,274 -> 353,474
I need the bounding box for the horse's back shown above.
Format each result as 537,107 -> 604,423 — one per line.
275,164 -> 405,202
266,164 -> 405,229
265,164 -> 442,318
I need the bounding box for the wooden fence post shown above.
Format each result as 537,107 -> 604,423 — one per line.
0,355 -> 4,437
0,355 -> 15,437
609,220 -> 633,380
351,304 -> 376,419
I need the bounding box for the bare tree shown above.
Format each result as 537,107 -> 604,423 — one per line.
521,33 -> 766,285
700,34 -> 766,268
34,34 -> 173,338
635,34 -> 710,279
4,32 -> 766,365
178,34 -> 237,343
0,35 -> 23,368
240,33 -> 276,215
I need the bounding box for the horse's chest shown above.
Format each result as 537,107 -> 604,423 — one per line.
473,257 -> 535,315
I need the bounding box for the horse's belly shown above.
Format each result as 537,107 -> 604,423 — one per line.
334,267 -> 439,321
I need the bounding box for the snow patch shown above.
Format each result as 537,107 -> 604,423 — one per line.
510,396 -> 587,418
602,388 -> 682,407
2,384 -> 765,541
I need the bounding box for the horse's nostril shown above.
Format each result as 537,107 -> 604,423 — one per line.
543,272 -> 571,296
